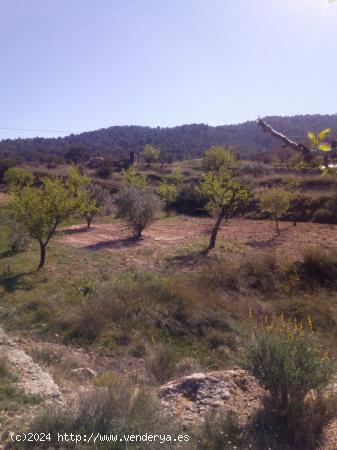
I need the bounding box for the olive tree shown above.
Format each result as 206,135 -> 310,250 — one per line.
9,176 -> 78,270
115,186 -> 161,238
258,186 -> 291,235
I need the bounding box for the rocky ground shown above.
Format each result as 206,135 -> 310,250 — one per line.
1,327 -> 337,449
159,368 -> 265,429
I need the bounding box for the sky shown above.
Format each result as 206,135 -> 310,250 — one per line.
0,0 -> 336,139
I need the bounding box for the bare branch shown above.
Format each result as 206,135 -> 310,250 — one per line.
256,117 -> 312,160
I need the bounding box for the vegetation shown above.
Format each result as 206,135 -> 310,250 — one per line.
245,319 -> 334,449
79,182 -> 110,228
246,319 -> 333,413
199,149 -> 249,251
22,373 -> 189,450
8,173 -> 79,270
122,166 -> 148,189
2,119 -> 337,449
0,357 -> 39,412
4,167 -> 33,189
2,114 -> 337,163
258,186 -> 291,234
142,144 -> 160,168
114,186 -> 161,238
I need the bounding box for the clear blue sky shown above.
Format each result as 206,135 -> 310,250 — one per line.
1,0 -> 336,139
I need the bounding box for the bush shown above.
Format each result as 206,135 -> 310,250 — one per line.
244,319 -> 335,448
22,373 -> 189,449
115,186 -> 161,238
241,253 -> 280,294
2,213 -> 31,254
197,411 -> 251,450
299,247 -> 337,289
251,394 -> 337,450
145,344 -> 178,384
245,319 -> 333,413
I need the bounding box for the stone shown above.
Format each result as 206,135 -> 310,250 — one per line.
70,367 -> 97,382
158,368 -> 265,428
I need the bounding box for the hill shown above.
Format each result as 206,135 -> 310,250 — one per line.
1,114 -> 337,162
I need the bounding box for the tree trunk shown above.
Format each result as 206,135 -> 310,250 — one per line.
38,242 -> 46,271
86,217 -> 92,228
276,218 -> 280,235
135,226 -> 143,239
207,212 -> 225,252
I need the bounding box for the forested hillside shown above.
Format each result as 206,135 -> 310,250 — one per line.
1,114 -> 337,162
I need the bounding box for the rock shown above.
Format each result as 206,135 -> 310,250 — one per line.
158,368 -> 265,428
70,367 -> 97,382
0,328 -> 61,400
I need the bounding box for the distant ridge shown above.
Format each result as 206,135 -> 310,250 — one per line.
1,114 -> 337,161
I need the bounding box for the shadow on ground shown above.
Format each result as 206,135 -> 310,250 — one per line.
85,236 -> 140,251
0,272 -> 33,293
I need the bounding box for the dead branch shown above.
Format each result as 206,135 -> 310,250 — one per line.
256,117 -> 312,160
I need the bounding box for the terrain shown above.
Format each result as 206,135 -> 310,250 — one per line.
1,114 -> 337,162
2,137 -> 337,448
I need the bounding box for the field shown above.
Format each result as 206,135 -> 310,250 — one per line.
60,217 -> 337,268
2,162 -> 337,449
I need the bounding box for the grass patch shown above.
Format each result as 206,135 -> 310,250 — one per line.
0,357 -> 40,411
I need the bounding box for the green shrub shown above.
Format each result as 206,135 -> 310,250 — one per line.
245,318 -> 333,413
244,319 -> 335,448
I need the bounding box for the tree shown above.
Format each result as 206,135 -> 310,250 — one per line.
9,176 -> 78,270
199,167 -> 249,252
157,167 -> 183,215
258,186 -> 291,235
122,166 -> 148,189
114,186 -> 161,238
67,166 -> 111,228
202,146 -> 236,172
142,145 -> 160,168
79,183 -> 110,228
4,167 -> 33,189
157,183 -> 177,215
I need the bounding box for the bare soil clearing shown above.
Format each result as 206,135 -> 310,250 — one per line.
60,217 -> 337,269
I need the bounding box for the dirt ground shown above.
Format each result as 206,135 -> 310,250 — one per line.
60,217 -> 337,269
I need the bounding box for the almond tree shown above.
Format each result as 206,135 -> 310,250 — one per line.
9,175 -> 78,270
258,186 -> 291,235
199,149 -> 249,252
